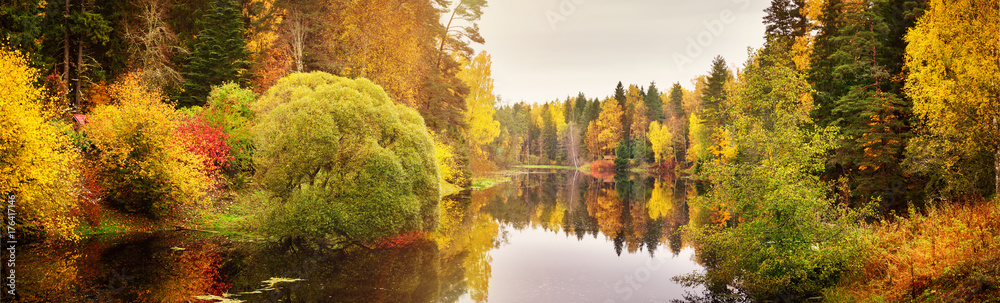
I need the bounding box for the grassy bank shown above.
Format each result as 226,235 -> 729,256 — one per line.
471,175 -> 511,190
829,200 -> 1000,301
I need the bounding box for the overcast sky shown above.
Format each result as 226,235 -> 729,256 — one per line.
471,0 -> 771,105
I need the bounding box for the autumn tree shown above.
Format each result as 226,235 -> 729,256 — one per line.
648,121 -> 673,165
125,0 -> 186,91
85,73 -> 209,217
630,88 -> 651,165
0,49 -> 80,240
594,98 -> 624,156
458,51 -> 501,154
904,0 -> 1000,198
761,0 -> 810,67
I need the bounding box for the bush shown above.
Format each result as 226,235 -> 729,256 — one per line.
0,49 -> 80,240
175,116 -> 233,179
680,51 -> 869,300
84,74 -> 208,217
202,83 -> 256,184
253,72 -> 440,241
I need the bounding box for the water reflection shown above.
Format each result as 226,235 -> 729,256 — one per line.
16,171 -> 704,302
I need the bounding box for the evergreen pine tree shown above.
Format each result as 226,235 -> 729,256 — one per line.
701,56 -> 731,126
614,81 -> 626,104
177,0 -> 250,108
668,82 -> 684,119
644,82 -> 664,122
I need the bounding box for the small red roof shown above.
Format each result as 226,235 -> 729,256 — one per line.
72,114 -> 90,125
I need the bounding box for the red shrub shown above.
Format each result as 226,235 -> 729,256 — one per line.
176,116 -> 233,177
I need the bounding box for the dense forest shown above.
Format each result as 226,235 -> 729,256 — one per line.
2,0 -> 1000,301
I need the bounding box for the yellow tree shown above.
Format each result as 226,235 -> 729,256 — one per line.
595,98 -> 624,156
648,121 -> 674,164
630,96 -> 649,140
905,0 -> 1000,195
457,51 -> 501,151
0,49 -> 80,240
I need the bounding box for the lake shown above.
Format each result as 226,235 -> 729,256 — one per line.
14,169 -> 709,302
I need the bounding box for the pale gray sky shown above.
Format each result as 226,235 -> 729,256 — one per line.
471,0 -> 771,105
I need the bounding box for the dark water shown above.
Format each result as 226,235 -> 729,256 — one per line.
13,170 -> 705,302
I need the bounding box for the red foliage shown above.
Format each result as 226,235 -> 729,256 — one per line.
372,232 -> 428,248
176,116 -> 233,177
589,160 -> 616,180
77,164 -> 104,226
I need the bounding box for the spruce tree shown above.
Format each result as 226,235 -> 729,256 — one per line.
644,82 -> 664,122
614,81 -> 626,104
701,56 -> 731,126
668,82 -> 684,119
177,0 -> 250,108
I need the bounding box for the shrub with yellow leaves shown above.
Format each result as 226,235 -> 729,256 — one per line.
83,73 -> 208,217
0,48 -> 80,241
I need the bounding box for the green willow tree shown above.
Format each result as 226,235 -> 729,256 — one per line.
253,72 -> 440,240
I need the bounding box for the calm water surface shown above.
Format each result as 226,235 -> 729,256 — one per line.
15,170 -> 707,302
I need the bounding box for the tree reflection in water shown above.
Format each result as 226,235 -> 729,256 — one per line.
15,171 -> 737,302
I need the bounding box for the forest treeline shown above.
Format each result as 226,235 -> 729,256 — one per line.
1,0 -> 492,240
484,0 -> 999,211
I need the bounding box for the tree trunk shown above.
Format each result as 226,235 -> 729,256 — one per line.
63,0 -> 70,105
76,39 -> 83,112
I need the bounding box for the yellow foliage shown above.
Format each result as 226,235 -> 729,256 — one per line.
647,179 -> 673,219
84,73 -> 208,216
457,51 -> 501,150
435,138 -> 464,186
708,128 -> 737,162
0,49 -> 80,240
595,98 -> 624,155
906,0 -> 1000,154
686,113 -> 711,162
586,186 -> 624,240
648,121 -> 674,164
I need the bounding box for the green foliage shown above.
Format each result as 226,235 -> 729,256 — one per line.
682,50 -> 869,300
200,83 -> 256,186
614,139 -> 630,172
177,0 -> 250,108
253,72 -> 440,241
85,74 -> 209,217
700,56 -> 731,126
806,0 -> 919,206
667,82 -> 684,119
644,82 -> 664,122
